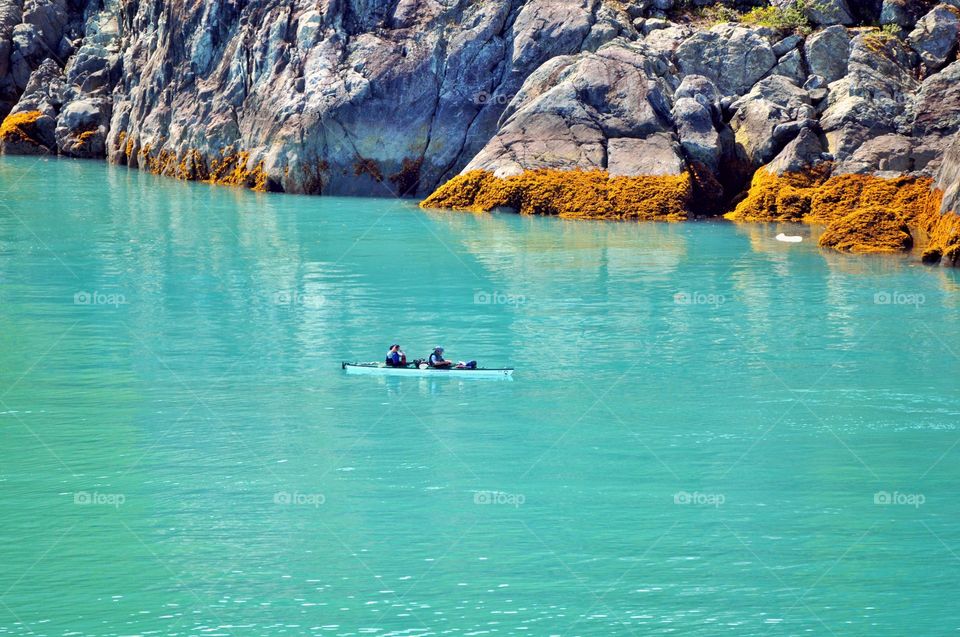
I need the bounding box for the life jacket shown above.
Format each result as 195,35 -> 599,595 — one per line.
428,352 -> 444,366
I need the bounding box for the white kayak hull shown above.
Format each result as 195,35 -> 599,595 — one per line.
342,362 -> 513,378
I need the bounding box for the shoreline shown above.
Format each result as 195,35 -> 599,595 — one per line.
4,152 -> 955,267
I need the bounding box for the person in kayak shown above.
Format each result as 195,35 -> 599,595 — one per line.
428,346 -> 453,368
428,347 -> 477,369
385,344 -> 407,367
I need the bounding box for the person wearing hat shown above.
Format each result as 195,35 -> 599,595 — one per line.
385,344 -> 407,367
428,346 -> 453,368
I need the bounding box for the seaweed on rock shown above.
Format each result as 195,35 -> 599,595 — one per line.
0,111 -> 45,147
421,169 -> 693,221
727,164 -> 960,259
818,208 -> 913,253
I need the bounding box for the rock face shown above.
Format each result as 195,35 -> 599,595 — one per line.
674,25 -> 777,95
461,40 -> 686,179
0,0 -> 958,264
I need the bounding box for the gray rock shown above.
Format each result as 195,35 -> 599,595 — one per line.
908,59 -> 960,173
908,4 -> 960,71
0,58 -> 65,154
771,49 -> 807,84
914,60 -> 960,137
463,40 -> 676,177
675,25 -> 777,95
880,0 -> 917,26
804,0 -> 854,25
772,34 -> 803,57
804,25 -> 851,84
55,97 -> 111,157
642,24 -> 692,55
607,133 -> 685,176
672,96 -> 721,170
676,74 -> 720,111
804,74 -> 827,90
820,33 -> 917,159
766,127 -> 825,174
12,58 -> 65,117
641,18 -> 670,35
934,131 -> 960,218
730,75 -> 814,166
835,133 -> 914,174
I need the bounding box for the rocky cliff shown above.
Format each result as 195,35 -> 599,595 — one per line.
2,0 -> 960,263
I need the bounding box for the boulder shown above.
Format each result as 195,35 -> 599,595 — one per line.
772,33 -> 803,57
880,0 -> 916,26
766,127 -> 826,174
908,4 -> 960,71
12,58 -> 65,117
804,74 -> 827,90
771,49 -> 807,84
908,61 -> 960,171
55,97 -> 111,157
675,25 -> 777,95
804,25 -> 851,84
913,60 -> 960,138
641,17 -> 670,34
803,0 -> 855,25
672,96 -> 721,170
0,109 -> 56,154
834,133 -> 914,173
675,74 -> 721,110
0,59 -> 64,154
730,75 -> 816,166
22,0 -> 69,52
642,24 -> 692,55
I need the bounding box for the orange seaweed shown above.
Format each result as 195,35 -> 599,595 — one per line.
421,169 -> 692,221
0,110 -> 44,146
818,208 -> 913,253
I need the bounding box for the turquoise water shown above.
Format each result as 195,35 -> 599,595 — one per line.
1,156 -> 960,636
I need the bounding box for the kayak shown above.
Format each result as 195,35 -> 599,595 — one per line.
342,362 -> 514,378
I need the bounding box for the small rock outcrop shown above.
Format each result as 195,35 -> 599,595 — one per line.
907,4 -> 960,71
